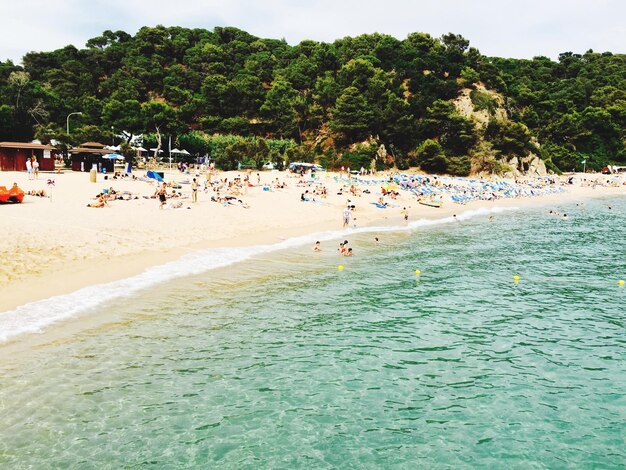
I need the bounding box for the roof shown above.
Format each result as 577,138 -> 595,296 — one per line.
69,147 -> 110,154
79,141 -> 106,148
0,142 -> 55,150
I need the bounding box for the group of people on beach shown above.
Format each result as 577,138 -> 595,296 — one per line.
25,157 -> 39,180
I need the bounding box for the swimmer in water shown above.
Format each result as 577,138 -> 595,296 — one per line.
313,241 -> 321,251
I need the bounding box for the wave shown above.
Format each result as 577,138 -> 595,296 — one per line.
0,205 -> 518,343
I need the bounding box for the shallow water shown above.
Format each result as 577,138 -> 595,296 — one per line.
1,196 -> 625,468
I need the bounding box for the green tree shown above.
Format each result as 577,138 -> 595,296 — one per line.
415,139 -> 448,173
102,99 -> 143,141
142,101 -> 182,158
330,86 -> 374,142
260,78 -> 297,138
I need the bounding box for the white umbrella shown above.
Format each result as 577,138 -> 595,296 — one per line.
134,146 -> 147,152
149,148 -> 163,154
180,149 -> 191,155
170,148 -> 182,154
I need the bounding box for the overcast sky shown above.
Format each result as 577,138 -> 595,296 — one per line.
2,0 -> 624,64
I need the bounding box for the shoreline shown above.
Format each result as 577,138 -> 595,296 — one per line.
1,169 -> 625,315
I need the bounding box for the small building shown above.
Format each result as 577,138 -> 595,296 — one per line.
0,142 -> 56,172
69,142 -> 114,173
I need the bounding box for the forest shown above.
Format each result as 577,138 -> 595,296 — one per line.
0,26 -> 624,174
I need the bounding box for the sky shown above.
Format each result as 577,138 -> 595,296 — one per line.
2,0 -> 624,64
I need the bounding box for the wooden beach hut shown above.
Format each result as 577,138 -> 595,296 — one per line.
0,141 -> 56,171
69,142 -> 113,173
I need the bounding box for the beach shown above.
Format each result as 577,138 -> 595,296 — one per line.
1,167 -> 625,314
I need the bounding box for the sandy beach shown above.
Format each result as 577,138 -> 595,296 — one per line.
1,168 -> 624,312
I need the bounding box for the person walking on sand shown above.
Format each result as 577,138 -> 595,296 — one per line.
25,157 -> 33,180
191,178 -> 198,203
401,207 -> 408,222
342,206 -> 351,228
158,183 -> 167,209
32,157 -> 39,180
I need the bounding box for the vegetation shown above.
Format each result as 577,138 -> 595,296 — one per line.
0,26 -> 624,172
469,90 -> 498,115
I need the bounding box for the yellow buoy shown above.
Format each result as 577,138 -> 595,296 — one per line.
415,269 -> 421,275
513,275 -> 520,282
618,279 -> 625,286
338,265 -> 344,271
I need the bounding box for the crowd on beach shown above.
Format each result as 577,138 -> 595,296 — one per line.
74,165 -> 626,244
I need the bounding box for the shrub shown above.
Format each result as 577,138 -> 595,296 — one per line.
415,139 -> 448,173
470,90 -> 498,115
446,155 -> 471,176
341,142 -> 377,170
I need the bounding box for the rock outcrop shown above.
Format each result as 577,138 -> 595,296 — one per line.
453,83 -> 549,176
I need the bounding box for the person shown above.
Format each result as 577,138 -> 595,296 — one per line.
401,207 -> 409,222
344,247 -> 354,257
87,193 -> 109,208
338,240 -> 348,255
32,157 -> 39,180
313,241 -> 321,252
342,206 -> 351,228
374,237 -> 380,244
191,178 -> 198,203
27,189 -> 47,197
25,157 -> 33,180
158,182 -> 167,209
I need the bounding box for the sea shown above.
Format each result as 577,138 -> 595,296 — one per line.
1,195 -> 625,469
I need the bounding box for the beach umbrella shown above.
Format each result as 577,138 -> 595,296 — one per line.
180,149 -> 191,155
134,146 -> 147,152
103,153 -> 125,160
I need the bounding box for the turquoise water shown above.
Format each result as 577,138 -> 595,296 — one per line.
1,197 -> 625,468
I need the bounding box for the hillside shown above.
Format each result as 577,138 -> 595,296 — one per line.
0,26 -> 624,174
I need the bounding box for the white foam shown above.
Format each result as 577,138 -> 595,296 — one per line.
0,205 -> 518,342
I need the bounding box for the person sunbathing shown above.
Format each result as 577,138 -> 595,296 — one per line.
87,194 -> 109,208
